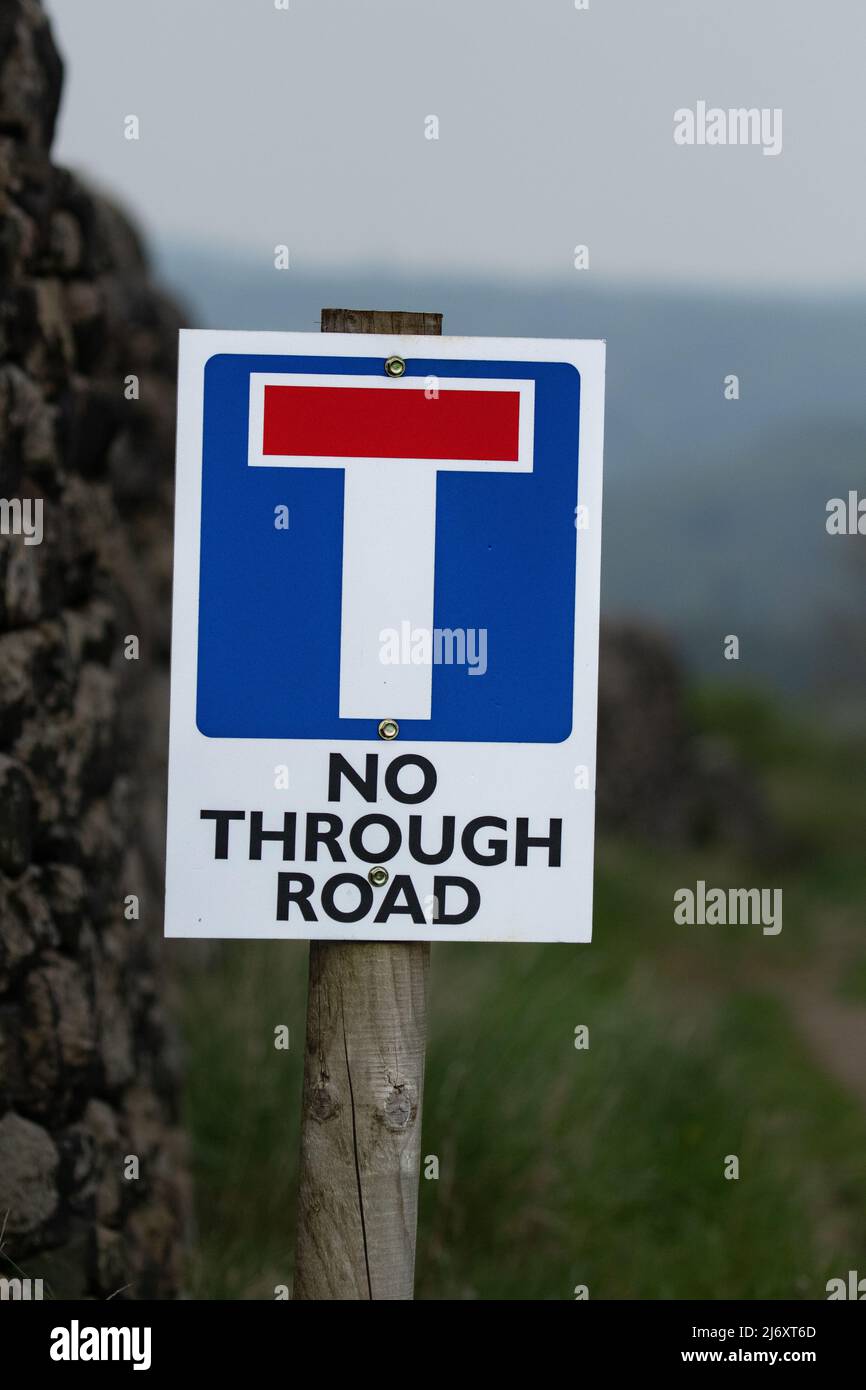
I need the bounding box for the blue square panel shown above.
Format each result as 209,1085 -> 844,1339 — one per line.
196,354 -> 580,742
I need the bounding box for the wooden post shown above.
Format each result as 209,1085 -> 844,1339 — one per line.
292,308 -> 441,1300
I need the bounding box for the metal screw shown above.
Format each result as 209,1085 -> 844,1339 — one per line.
368,866 -> 389,888
378,718 -> 399,740
384,355 -> 406,378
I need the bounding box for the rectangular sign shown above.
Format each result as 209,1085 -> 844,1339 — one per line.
165,330 -> 605,942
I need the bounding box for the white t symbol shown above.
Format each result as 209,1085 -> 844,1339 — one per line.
249,372 -> 534,720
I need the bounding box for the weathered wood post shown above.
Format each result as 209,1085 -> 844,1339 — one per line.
292,308 -> 441,1300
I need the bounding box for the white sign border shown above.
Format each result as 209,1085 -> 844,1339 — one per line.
166,330 -> 605,944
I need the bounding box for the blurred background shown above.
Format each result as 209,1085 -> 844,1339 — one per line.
45,0 -> 866,708
2,0 -> 862,1298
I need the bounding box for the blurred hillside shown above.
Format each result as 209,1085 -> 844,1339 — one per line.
154,243 -> 866,711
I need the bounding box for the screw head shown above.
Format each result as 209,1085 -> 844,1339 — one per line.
378,718 -> 399,740
368,865 -> 389,888
384,355 -> 406,378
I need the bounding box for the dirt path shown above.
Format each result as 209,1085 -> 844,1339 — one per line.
658,922 -> 866,1113
766,972 -> 866,1110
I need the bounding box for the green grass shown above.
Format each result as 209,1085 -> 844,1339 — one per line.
178,698 -> 866,1299
178,939 -> 308,1299
836,956 -> 866,1007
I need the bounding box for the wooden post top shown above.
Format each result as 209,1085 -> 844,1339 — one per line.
321,308 -> 443,336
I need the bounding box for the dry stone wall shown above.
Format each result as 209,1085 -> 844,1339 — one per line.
0,0 -> 187,1299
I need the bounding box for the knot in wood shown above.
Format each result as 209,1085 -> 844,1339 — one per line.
381,1081 -> 417,1131
308,1079 -> 340,1123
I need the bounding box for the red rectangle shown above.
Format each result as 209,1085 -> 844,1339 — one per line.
262,385 -> 520,461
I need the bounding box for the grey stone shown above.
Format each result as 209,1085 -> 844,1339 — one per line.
0,754 -> 33,874
0,1110 -> 59,1235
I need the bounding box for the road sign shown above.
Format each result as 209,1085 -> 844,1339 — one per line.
165,330 -> 605,942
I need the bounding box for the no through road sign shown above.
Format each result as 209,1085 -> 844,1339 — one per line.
165,329 -> 605,942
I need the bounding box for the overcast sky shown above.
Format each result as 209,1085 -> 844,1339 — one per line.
43,0 -> 866,289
